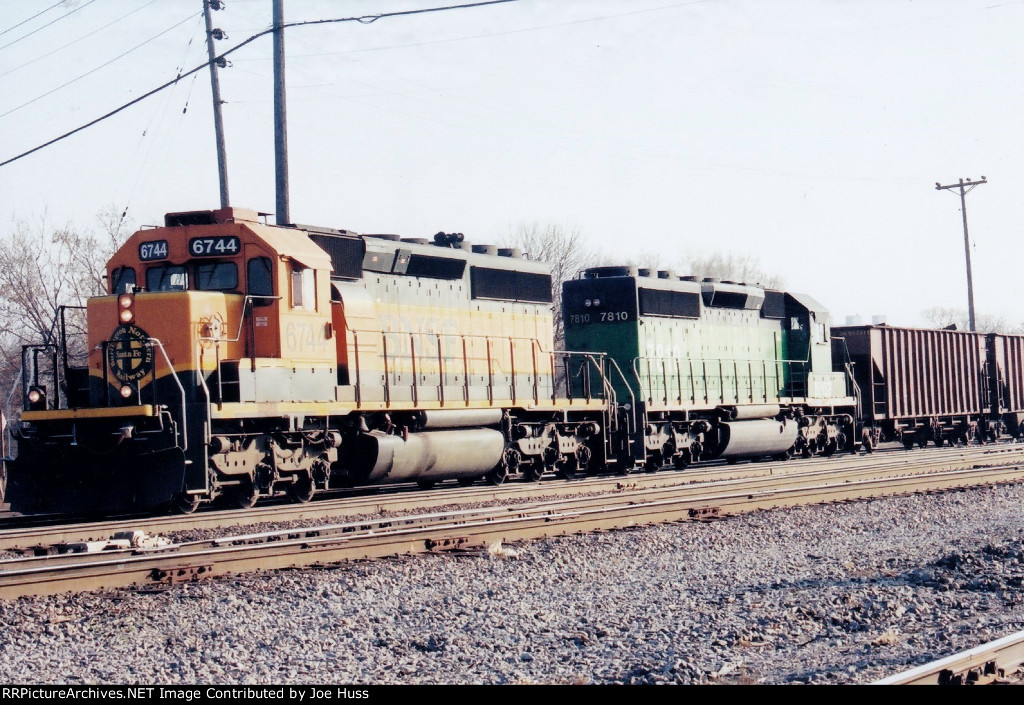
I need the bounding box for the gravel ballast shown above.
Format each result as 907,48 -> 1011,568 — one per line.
3,482 -> 1024,684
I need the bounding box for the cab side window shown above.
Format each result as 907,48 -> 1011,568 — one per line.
291,267 -> 316,311
247,257 -> 274,307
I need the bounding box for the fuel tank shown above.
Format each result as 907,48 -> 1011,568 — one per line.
352,428 -> 505,483
717,418 -> 798,459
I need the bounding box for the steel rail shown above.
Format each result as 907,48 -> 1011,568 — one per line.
12,456 -> 1001,571
4,440 -> 1019,549
874,629 -> 1024,685
3,443 -> 1020,552
1,463 -> 1023,599
2,442 -> 1023,552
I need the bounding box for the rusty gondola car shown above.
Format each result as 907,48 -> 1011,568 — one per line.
832,324 -> 1024,449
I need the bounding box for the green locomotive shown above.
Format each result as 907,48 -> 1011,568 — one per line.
563,266 -> 857,470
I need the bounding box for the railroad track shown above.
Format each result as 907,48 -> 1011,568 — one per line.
1,442 -> 1018,552
0,442 -> 1017,553
875,630 -> 1024,684
2,449 -> 1024,599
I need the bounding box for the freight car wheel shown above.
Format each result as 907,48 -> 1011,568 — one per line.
457,477 -> 477,487
417,480 -> 437,490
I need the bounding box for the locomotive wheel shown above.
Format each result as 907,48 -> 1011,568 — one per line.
645,456 -> 661,473
230,482 -> 259,509
673,450 -> 691,471
557,461 -> 577,480
616,452 -> 634,475
173,493 -> 201,515
524,463 -> 545,482
558,445 -> 589,480
289,475 -> 315,503
487,447 -> 519,485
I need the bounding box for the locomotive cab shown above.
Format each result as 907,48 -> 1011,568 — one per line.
12,207 -> 340,513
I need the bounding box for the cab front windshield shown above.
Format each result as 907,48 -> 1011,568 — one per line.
144,262 -> 238,292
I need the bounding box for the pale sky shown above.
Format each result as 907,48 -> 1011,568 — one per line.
1,0 -> 1021,327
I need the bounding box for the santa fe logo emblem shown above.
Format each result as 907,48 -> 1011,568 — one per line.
107,324 -> 154,383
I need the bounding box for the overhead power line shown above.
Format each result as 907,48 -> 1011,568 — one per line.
0,12 -> 200,120
0,0 -> 66,39
0,0 -> 99,51
0,0 -> 161,81
0,0 -> 518,169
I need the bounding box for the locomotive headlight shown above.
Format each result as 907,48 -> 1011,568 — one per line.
27,385 -> 46,410
592,298 -> 601,307
584,299 -> 592,307
118,293 -> 135,323
120,384 -> 133,399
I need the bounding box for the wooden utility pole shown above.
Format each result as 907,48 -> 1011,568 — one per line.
273,0 -> 290,225
935,176 -> 987,332
203,0 -> 230,209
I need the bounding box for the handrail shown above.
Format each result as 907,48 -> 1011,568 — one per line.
151,338 -> 189,452
338,323 -> 618,410
631,355 -> 807,405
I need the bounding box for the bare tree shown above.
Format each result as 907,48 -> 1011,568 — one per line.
0,207 -> 132,404
507,222 -> 601,348
615,251 -> 784,290
680,252 -> 784,289
920,306 -> 1021,334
